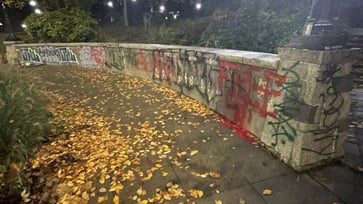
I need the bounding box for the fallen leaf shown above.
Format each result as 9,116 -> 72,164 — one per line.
209,171 -> 221,179
215,200 -> 223,204
113,194 -> 119,204
99,187 -> 107,193
190,150 -> 199,156
99,176 -> 106,184
82,191 -> 89,200
188,189 -> 204,198
163,194 -> 172,200
137,187 -> 147,196
31,160 -> 40,169
162,171 -> 169,177
98,195 -> 108,203
124,160 -> 131,166
263,189 -> 272,196
21,190 -> 31,203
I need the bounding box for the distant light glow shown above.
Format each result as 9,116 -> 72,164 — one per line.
0,22 -> 3,26
107,1 -> 113,7
34,8 -> 42,14
131,0 -> 137,2
196,3 -> 202,10
29,0 -> 37,7
159,5 -> 165,13
173,14 -> 178,19
21,24 -> 27,28
165,17 -> 168,20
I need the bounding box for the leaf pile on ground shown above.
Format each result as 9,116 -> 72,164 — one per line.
19,67 -> 231,204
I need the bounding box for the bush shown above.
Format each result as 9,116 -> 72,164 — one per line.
24,9 -> 98,42
144,17 -> 210,46
0,72 -> 49,167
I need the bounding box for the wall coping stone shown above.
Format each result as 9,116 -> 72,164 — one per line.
11,43 -> 280,69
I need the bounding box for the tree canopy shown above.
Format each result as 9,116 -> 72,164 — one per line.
14,0 -> 312,53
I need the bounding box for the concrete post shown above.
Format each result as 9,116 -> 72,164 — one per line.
262,47 -> 361,171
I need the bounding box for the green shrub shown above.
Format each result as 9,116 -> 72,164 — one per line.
0,72 -> 49,167
146,17 -> 210,46
24,9 -> 98,42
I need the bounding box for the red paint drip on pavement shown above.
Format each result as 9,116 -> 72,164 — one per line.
220,117 -> 256,142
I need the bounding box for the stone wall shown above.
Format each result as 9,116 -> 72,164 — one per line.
5,42 -> 360,171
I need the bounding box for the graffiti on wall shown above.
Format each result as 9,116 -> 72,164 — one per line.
135,49 -> 287,130
77,46 -> 106,68
218,60 -> 286,128
302,64 -> 344,155
136,50 -> 174,83
268,61 -> 301,146
38,47 -> 77,64
17,48 -> 43,65
173,51 -> 221,103
17,47 -> 77,65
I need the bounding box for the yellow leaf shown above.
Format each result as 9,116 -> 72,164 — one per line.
138,200 -> 148,204
263,189 -> 272,196
124,160 -> 131,166
99,187 -> 107,193
31,160 -> 40,169
99,176 -> 106,184
162,171 -> 168,177
98,195 -> 108,203
142,172 -> 153,181
113,194 -> 119,204
188,189 -> 204,198
110,184 -> 124,193
163,194 -> 172,200
209,172 -> 221,179
215,200 -> 223,204
155,164 -> 162,168
137,187 -> 147,196
190,150 -> 199,156
82,192 -> 89,200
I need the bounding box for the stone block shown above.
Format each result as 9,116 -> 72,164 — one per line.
332,74 -> 354,93
283,99 -> 318,124
278,48 -> 361,65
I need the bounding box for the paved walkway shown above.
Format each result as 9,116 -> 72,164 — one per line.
2,65 -> 362,204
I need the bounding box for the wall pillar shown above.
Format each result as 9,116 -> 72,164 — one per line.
262,47 -> 360,171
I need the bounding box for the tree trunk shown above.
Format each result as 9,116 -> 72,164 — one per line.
123,0 -> 129,27
0,1 -> 18,41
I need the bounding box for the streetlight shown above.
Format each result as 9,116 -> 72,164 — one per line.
34,8 -> 42,14
107,1 -> 114,8
196,3 -> 202,10
21,23 -> 26,29
159,5 -> 165,13
29,0 -> 37,7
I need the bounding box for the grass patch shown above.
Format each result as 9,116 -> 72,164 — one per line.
0,71 -> 50,201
